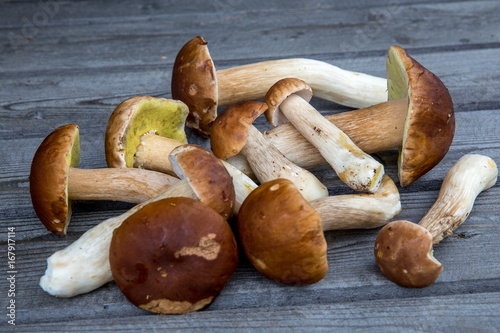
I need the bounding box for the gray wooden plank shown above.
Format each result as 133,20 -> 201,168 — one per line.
14,292 -> 500,331
2,1 -> 500,72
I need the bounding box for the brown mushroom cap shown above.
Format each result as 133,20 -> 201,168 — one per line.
109,197 -> 238,314
264,77 -> 313,126
171,36 -> 218,138
210,101 -> 268,159
169,144 -> 235,219
238,178 -> 328,285
105,95 -> 188,168
387,46 -> 455,186
30,124 -> 80,235
374,220 -> 443,288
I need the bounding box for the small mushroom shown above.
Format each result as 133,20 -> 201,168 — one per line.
230,45 -> 455,187
110,197 -> 238,314
105,95 -> 189,168
374,154 -> 498,288
265,78 -> 385,193
30,124 -> 179,235
39,144 -> 235,297
238,175 -> 401,285
171,36 -> 387,136
210,101 -> 328,202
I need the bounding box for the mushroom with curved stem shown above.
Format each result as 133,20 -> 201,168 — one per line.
229,45 -> 455,187
105,97 -> 259,213
110,197 -> 239,314
374,154 -> 498,288
39,144 -> 235,298
171,36 -> 387,137
238,175 -> 401,285
210,101 -> 328,202
29,124 -> 180,236
265,77 -> 385,193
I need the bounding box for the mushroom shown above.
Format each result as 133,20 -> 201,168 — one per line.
171,36 -> 387,136
210,101 -> 328,202
29,123 -> 179,235
265,78 -> 385,193
230,45 -> 455,187
110,197 -> 238,314
238,175 -> 401,285
39,144 -> 235,297
105,95 -> 189,168
374,154 -> 498,288
105,99 -> 258,213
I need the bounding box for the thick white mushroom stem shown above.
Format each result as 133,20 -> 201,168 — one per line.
39,180 -> 197,298
311,175 -> 401,230
134,134 -> 257,212
418,154 -> 498,245
243,125 -> 328,202
68,168 -> 179,203
217,58 -> 387,108
279,94 -> 384,193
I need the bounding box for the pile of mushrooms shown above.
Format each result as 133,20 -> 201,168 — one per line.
29,37 -> 498,316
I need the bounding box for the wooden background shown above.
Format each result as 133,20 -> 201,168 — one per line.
1,0 -> 499,331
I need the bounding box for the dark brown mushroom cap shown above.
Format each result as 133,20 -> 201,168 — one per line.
105,95 -> 188,168
109,197 -> 239,314
171,36 -> 218,138
387,46 -> 455,187
264,77 -> 313,126
29,124 -> 80,235
238,178 -> 328,285
374,220 -> 443,288
169,144 -> 235,219
210,101 -> 268,159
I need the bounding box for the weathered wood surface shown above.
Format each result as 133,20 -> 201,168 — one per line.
1,0 -> 499,331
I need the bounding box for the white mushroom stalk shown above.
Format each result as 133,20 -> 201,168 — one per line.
216,58 -> 387,109
210,101 -> 328,202
266,78 -> 384,193
418,154 -> 498,245
40,145 -> 237,298
68,167 -> 179,203
312,175 -> 401,230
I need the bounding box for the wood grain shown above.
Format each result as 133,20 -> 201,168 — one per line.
1,0 -> 499,330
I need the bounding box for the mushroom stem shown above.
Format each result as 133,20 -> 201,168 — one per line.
418,154 -> 498,245
312,175 -> 401,230
274,90 -> 384,193
68,167 -> 179,203
216,58 -> 387,108
134,133 -> 183,175
134,134 -> 257,212
39,179 -> 198,298
242,123 -> 328,201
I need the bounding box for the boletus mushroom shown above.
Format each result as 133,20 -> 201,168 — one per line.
110,197 -> 238,314
230,45 -> 455,187
374,154 -> 498,288
210,101 -> 328,201
238,175 -> 401,285
30,124 -> 179,235
171,36 -> 387,136
40,144 -> 235,297
265,78 -> 385,193
105,95 -> 188,169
